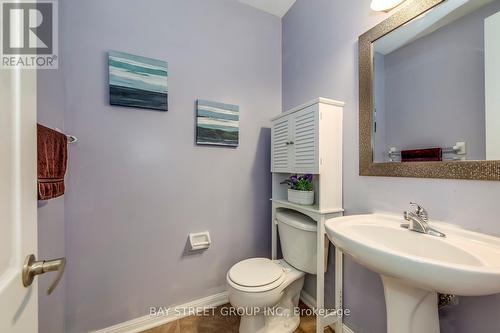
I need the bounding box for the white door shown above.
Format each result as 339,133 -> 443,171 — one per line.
272,117 -> 292,172
292,105 -> 319,174
0,67 -> 38,332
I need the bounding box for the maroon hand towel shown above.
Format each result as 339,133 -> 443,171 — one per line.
37,124 -> 68,200
401,148 -> 442,162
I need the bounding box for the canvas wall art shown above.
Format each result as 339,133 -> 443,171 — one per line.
109,51 -> 168,111
196,100 -> 239,147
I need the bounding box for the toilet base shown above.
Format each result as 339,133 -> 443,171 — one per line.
237,276 -> 304,333
239,311 -> 301,333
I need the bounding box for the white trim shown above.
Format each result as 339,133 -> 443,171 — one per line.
89,291 -> 229,333
271,97 -> 345,121
300,290 -> 339,326
300,290 -> 317,310
343,324 -> 356,333
300,290 -> 355,333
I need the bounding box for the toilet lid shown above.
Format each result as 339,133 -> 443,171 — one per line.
228,258 -> 284,287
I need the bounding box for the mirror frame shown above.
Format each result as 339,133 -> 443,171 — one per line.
359,0 -> 500,181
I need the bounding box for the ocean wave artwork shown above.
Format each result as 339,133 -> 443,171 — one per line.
109,51 -> 168,111
196,100 -> 239,147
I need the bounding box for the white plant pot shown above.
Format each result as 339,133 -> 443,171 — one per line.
288,189 -> 314,206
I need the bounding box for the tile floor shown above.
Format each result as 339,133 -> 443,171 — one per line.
142,302 -> 334,333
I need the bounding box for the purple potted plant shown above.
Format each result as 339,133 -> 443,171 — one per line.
281,174 -> 314,205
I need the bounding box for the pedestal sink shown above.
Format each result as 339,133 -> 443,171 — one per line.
325,214 -> 500,333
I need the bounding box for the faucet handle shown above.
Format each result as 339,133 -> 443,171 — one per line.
409,202 -> 428,221
403,211 -> 411,221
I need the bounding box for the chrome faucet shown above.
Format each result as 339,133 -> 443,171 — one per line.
402,202 -> 446,237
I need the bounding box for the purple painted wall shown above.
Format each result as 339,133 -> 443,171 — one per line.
37,65 -> 66,332
56,0 -> 281,332
373,52 -> 387,163
374,2 -> 500,162
283,1 -> 500,332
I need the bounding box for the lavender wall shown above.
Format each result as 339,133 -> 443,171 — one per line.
374,2 -> 500,162
57,0 -> 281,332
37,65 -> 66,333
37,3 -> 67,328
373,52 -> 387,163
283,1 -> 500,332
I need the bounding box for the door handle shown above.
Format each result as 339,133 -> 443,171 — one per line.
22,254 -> 66,295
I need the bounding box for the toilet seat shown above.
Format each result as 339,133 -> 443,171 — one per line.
228,258 -> 286,293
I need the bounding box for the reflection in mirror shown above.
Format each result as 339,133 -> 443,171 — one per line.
372,0 -> 500,163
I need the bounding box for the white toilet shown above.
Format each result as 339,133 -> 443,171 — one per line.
227,210 -> 324,333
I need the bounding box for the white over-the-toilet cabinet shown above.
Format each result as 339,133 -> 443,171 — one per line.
270,98 -> 345,333
271,104 -> 320,174
271,97 -> 344,211
272,98 -> 343,173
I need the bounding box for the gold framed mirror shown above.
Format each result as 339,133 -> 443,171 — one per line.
359,0 -> 500,180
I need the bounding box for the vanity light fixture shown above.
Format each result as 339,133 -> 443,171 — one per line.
370,0 -> 406,12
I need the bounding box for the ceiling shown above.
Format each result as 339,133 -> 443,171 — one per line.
237,0 -> 297,17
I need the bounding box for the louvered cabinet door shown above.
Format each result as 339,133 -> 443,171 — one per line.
292,106 -> 319,174
271,118 -> 291,172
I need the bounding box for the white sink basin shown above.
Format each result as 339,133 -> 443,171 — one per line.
325,214 -> 500,333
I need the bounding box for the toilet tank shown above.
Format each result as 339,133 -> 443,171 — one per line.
276,210 -> 328,274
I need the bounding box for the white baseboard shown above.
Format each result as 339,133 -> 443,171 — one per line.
342,324 -> 355,333
300,290 -> 317,310
90,291 -> 229,333
300,290 -> 355,333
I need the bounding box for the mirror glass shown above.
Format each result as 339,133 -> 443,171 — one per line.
372,0 -> 500,163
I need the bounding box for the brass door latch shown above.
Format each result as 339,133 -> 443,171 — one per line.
22,254 -> 66,295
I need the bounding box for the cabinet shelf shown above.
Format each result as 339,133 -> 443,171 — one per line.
271,198 -> 343,216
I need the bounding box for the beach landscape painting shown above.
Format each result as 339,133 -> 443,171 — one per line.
109,51 -> 168,111
196,100 -> 239,147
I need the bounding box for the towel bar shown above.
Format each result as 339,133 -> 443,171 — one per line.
55,127 -> 77,144
388,142 -> 466,161
67,135 -> 77,143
